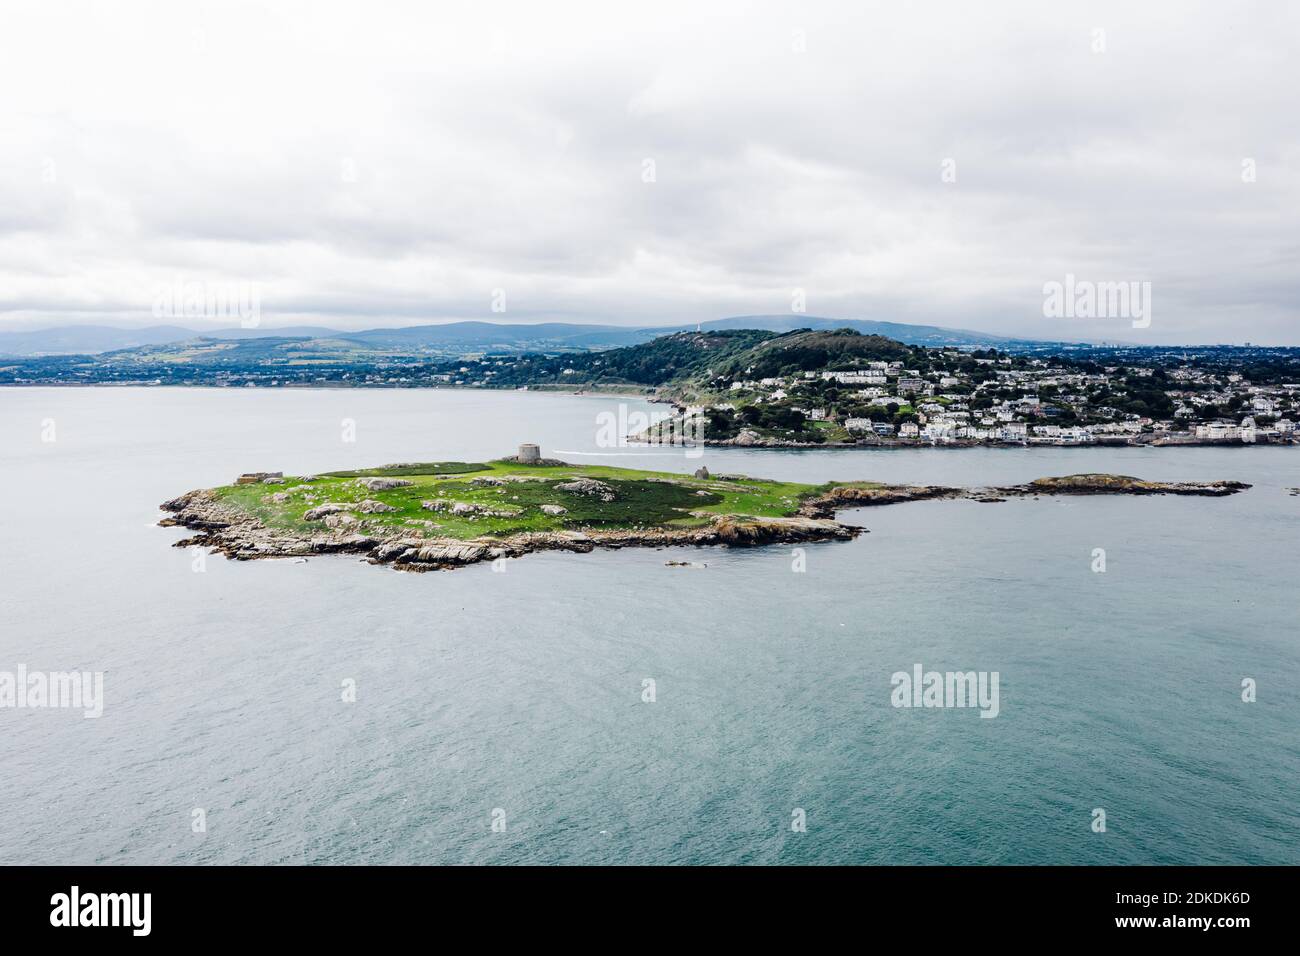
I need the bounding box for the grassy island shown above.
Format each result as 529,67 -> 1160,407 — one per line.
160,450 -> 1250,572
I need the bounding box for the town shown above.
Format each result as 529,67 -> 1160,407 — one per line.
630,339 -> 1300,447
3,327 -> 1298,448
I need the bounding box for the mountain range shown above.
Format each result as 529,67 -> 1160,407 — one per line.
0,316 -> 1076,358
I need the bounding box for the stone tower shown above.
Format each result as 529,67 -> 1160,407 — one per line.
517,443 -> 541,463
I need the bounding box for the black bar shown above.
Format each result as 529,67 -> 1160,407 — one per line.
0,865 -> 1282,942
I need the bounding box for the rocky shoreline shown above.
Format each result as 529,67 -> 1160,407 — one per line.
796,474 -> 1251,517
160,489 -> 861,572
160,473 -> 1249,573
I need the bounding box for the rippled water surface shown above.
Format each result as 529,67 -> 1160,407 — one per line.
1,387 -> 1296,864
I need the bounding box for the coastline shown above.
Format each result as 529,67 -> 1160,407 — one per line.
631,432 -> 1299,451
7,380 -> 1292,449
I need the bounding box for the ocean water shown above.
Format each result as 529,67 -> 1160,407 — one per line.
0,386 -> 1296,865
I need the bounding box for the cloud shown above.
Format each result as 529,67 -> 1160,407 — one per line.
0,0 -> 1296,342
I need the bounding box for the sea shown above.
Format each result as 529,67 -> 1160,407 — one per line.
0,386 -> 1296,864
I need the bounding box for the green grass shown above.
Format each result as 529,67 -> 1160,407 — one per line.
322,462 -> 489,478
212,459 -> 829,541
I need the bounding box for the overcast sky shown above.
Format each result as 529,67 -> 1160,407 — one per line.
1,0 -> 1297,343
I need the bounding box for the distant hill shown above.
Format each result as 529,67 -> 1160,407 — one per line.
0,315 -> 1060,357
548,329 -> 778,386
451,328 -> 929,393
0,324 -> 339,356
707,328 -> 915,380
337,321 -> 650,352
0,324 -> 200,356
676,315 -> 1038,347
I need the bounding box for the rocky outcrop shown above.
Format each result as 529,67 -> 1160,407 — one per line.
800,484 -> 960,516
1016,474 -> 1251,496
800,474 -> 1252,517
555,478 -> 616,501
236,472 -> 283,484
421,499 -> 519,516
354,477 -> 414,491
710,514 -> 858,545
304,503 -> 349,520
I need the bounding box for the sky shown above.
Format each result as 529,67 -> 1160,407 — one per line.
1,0 -> 1297,344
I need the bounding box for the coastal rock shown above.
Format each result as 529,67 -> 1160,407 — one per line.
354,477 -> 414,491
324,513 -> 360,529
373,539 -> 425,562
415,543 -> 490,564
710,514 -> 859,546
800,484 -> 959,516
304,503 -> 349,520
1020,474 -> 1252,496
314,533 -> 377,553
800,474 -> 1253,517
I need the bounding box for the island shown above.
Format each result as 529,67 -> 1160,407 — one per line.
158,444 -> 1251,572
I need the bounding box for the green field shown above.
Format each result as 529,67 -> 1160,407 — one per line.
215,459 -> 825,541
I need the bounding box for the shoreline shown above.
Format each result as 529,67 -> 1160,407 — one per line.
7,381 -> 1292,449
631,432 -> 1298,451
